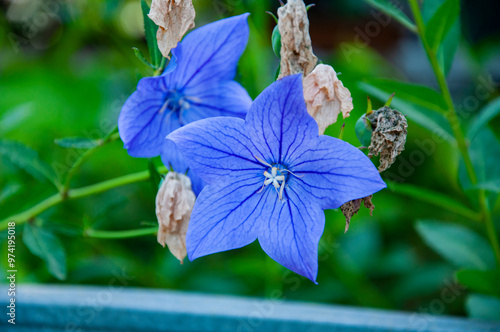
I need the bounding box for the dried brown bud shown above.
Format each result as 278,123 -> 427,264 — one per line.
340,195 -> 374,233
303,64 -> 353,134
148,0 -> 195,59
156,171 -> 196,263
277,0 -> 318,79
367,106 -> 408,172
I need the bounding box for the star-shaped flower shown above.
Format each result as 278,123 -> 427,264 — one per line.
118,14 -> 252,194
167,74 -> 386,282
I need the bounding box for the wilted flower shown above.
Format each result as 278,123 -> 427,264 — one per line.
156,171 -> 196,263
148,0 -> 195,58
277,0 -> 317,78
167,75 -> 386,282
367,106 -> 408,172
303,64 -> 354,134
118,14 -> 252,194
340,195 -> 374,233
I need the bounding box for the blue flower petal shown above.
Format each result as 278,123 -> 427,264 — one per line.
167,117 -> 263,185
169,13 -> 250,91
291,135 -> 387,209
181,81 -> 251,124
186,176 -> 269,260
258,187 -> 324,283
118,77 -> 179,157
245,74 -> 319,164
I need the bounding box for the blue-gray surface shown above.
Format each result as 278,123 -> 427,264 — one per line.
0,284 -> 499,332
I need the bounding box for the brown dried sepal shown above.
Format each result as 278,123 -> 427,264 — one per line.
156,171 -> 196,263
277,0 -> 318,79
341,195 -> 374,233
148,0 -> 195,59
303,64 -> 354,134
367,106 -> 408,172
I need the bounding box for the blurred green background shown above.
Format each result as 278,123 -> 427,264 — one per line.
1,0 -> 500,319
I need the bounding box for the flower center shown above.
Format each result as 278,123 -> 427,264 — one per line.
254,155 -> 300,201
263,164 -> 288,200
159,90 -> 188,115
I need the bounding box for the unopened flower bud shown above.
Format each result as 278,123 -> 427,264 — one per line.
303,64 -> 353,134
156,171 -> 196,263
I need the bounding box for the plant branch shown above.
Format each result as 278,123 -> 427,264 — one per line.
62,127 -> 120,195
0,166 -> 168,231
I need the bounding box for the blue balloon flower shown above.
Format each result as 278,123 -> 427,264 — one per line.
167,74 -> 386,282
118,14 -> 252,194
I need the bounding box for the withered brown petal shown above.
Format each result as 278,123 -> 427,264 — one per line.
148,0 -> 195,59
277,0 -> 317,79
303,64 -> 354,134
340,195 -> 375,233
156,171 -> 196,263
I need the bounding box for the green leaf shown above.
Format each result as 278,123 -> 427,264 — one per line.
423,0 -> 461,76
364,0 -> 417,32
23,222 -> 67,280
361,78 -> 448,112
54,137 -> 100,150
141,0 -> 162,67
424,0 -> 459,52
459,127 -> 500,196
468,97 -> 500,140
415,220 -> 496,270
0,139 -> 61,189
456,269 -> 500,297
148,159 -> 162,191
422,0 -> 461,76
466,294 -> 500,321
358,81 -> 455,143
0,102 -> 34,134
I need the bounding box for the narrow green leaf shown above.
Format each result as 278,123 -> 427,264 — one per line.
468,97 -> 500,140
424,0 -> 460,52
361,79 -> 448,112
466,294 -> 500,321
54,137 -> 100,150
364,0 -> 417,32
423,0 -> 461,76
0,139 -> 61,189
132,47 -> 156,69
141,0 -> 162,67
358,81 -> 455,143
387,182 -> 480,221
456,269 -> 500,297
415,220 -> 496,270
23,222 -> 67,280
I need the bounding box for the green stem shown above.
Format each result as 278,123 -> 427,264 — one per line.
387,182 -> 481,222
85,227 -> 157,239
409,0 -> 500,266
0,166 -> 168,231
62,127 -> 120,195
